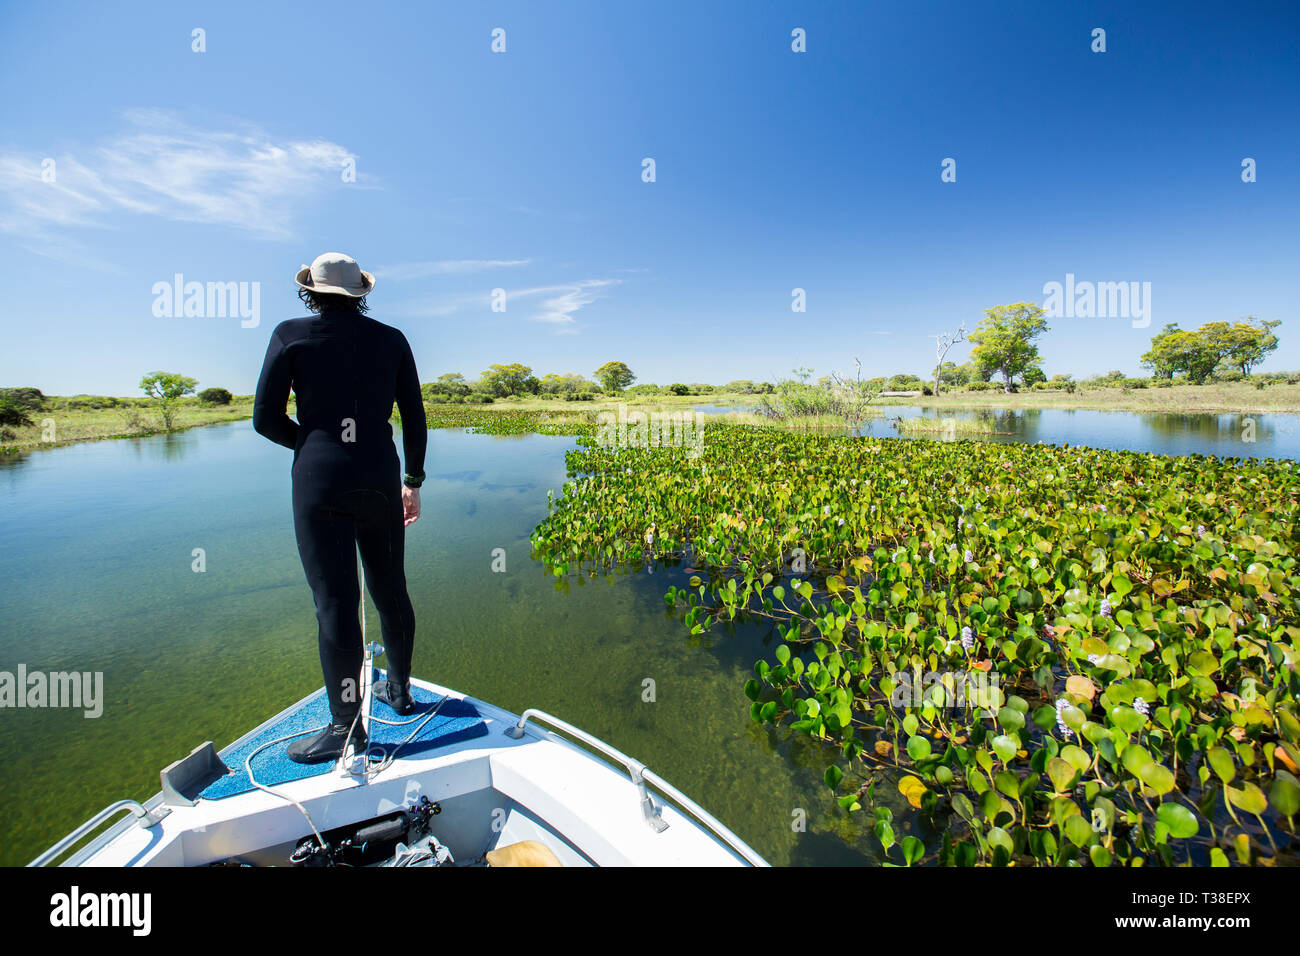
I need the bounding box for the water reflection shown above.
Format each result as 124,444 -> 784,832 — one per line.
690,403 -> 1300,460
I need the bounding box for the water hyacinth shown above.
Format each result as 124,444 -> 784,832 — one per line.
530,415 -> 1300,867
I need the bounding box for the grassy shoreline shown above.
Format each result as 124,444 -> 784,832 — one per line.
3,382 -> 1298,456
879,382 -> 1300,414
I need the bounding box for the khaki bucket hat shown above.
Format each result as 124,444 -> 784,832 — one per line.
294,252 -> 376,297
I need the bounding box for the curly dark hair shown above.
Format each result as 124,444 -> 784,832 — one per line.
298,287 -> 370,314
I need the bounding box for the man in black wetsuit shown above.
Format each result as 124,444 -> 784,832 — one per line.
253,252 -> 427,763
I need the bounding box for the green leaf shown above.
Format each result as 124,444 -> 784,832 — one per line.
1063,815 -> 1093,848
991,735 -> 1019,763
1109,705 -> 1145,734
1226,781 -> 1267,815
1271,770 -> 1300,817
1207,746 -> 1236,785
901,836 -> 924,866
998,706 -> 1025,733
1047,757 -> 1076,794
824,764 -> 844,791
906,735 -> 932,761
1156,802 -> 1199,839
1139,762 -> 1175,795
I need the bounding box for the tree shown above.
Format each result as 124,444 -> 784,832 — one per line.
968,303 -> 1049,393
1142,318 -> 1281,383
668,383 -> 690,395
936,361 -> 961,387
1140,324 -> 1183,380
1223,317 -> 1281,375
593,361 -> 635,394
434,373 -> 472,396
479,363 -> 536,397
139,371 -> 198,431
1163,329 -> 1222,384
928,323 -> 967,395
540,372 -> 594,396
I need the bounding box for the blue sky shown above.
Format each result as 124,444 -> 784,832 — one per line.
1,0 -> 1297,395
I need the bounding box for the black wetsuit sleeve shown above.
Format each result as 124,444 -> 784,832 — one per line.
395,332 -> 427,480
252,326 -> 300,450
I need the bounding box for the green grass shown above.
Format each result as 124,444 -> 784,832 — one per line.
891,382 -> 1300,414
0,396 -> 271,454
893,415 -> 1002,436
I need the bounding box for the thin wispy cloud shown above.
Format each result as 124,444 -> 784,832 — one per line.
387,277 -> 620,332
517,279 -> 619,333
373,259 -> 531,280
0,108 -> 360,247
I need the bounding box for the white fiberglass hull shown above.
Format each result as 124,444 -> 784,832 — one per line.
36,676 -> 766,868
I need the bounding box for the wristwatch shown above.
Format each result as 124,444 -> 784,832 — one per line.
402,472 -> 425,489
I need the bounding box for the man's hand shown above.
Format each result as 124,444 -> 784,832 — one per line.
402,486 -> 421,527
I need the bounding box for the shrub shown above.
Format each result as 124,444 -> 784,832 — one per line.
198,387 -> 233,405
0,399 -> 33,428
0,387 -> 45,411
668,384 -> 691,396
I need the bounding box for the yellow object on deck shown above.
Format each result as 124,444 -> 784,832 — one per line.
486,841 -> 564,867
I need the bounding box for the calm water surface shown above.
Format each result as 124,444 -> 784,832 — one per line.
694,404 -> 1300,460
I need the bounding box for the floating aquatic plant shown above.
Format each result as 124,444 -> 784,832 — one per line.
531,419 -> 1300,866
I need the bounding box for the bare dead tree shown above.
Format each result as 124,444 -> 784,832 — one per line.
928,324 -> 967,396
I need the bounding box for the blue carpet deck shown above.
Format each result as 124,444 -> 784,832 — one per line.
200,677 -> 489,800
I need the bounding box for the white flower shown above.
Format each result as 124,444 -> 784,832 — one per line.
823,505 -> 831,515
1087,653 -> 1102,665
964,549 -> 974,562
1132,697 -> 1150,717
961,626 -> 974,651
837,518 -> 845,526
1099,599 -> 1113,619
1055,699 -> 1070,735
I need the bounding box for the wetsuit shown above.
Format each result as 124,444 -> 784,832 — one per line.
252,304 -> 427,723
